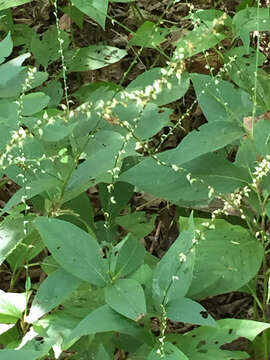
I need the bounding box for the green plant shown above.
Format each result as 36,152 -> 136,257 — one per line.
0,0 -> 270,359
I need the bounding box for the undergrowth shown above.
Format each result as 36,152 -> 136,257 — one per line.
0,0 -> 270,359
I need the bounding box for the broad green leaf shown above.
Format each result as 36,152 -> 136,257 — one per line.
183,152 -> 251,194
72,0 -> 108,29
62,284 -> 105,320
73,81 -> 121,103
99,181 -> 134,224
0,324 -> 14,336
0,101 -> 19,153
120,157 -> 209,205
232,7 -> 270,52
66,45 -> 126,72
134,103 -> 172,140
0,0 -> 32,11
64,131 -> 125,202
21,92 -> 50,115
31,26 -> 70,68
42,80 -> 63,108
224,46 -> 267,107
147,342 -> 188,360
172,14 -> 227,59
235,136 -> 257,171
35,217 -> 108,286
27,268 -> 81,323
116,212 -> 156,239
126,68 -> 190,106
218,318 -> 270,341
0,325 -> 20,348
7,229 -> 45,272
112,99 -> 172,140
171,318 -> 270,360
12,24 -> 36,48
254,119 -> 270,158
61,192 -> 95,233
0,215 -> 26,265
68,305 -> 145,342
130,264 -> 153,287
185,219 -> 263,298
0,350 -> 42,360
191,73 -> 253,123
129,21 -> 170,48
114,234 -> 145,278
0,62 -> 47,99
105,279 -> 146,321
0,31 -> 12,64
96,344 -> 111,360
168,121 -> 244,166
40,117 -> 77,142
0,178 -> 62,216
166,297 -> 216,327
35,311 -> 81,351
152,214 -> 195,308
0,290 -> 27,323
0,61 -> 26,98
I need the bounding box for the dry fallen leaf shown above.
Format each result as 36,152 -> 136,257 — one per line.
59,14 -> 72,31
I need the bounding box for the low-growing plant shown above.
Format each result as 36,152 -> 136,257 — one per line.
0,0 -> 270,359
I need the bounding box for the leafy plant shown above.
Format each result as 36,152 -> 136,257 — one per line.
0,0 -> 270,359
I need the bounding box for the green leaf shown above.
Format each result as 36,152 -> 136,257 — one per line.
224,46 -> 267,107
183,152 -> 251,194
21,92 -> 50,115
134,103 -> 172,140
218,318 -> 270,341
186,219 -> 263,298
120,157 -> 209,205
68,305 -> 144,342
72,0 -> 108,29
172,13 -> 227,59
35,217 -> 108,286
61,192 -> 95,233
40,116 -> 77,142
168,121 -> 244,166
64,131 -> 125,202
0,60 -> 26,98
7,229 -> 45,272
105,279 -> 146,321
152,214 -> 195,308
171,318 -> 270,360
129,21 -> 170,48
232,7 -> 270,52
99,181 -> 134,224
166,297 -> 216,327
0,350 -> 42,360
42,80 -> 63,108
254,119 -> 270,158
191,73 -> 253,123
0,178 -> 62,216
66,45 -> 126,72
126,68 -> 190,106
147,342 -> 188,360
31,26 -> 70,68
0,31 -> 12,64
0,0 -> 32,11
116,211 -> 156,239
0,215 -> 26,265
114,234 -> 146,278
0,290 -> 27,323
27,268 -> 81,323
